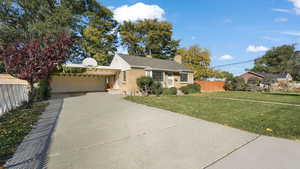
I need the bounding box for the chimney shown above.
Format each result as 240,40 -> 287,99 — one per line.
174,55 -> 182,64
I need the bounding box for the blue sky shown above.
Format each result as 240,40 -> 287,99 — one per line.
100,0 -> 300,75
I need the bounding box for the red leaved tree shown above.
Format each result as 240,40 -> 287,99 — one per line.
0,33 -> 73,103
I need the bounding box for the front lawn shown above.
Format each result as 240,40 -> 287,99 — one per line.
0,102 -> 48,166
125,95 -> 300,140
198,91 -> 300,105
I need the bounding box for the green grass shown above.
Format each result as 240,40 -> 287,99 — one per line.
198,91 -> 300,105
0,102 -> 48,166
125,95 -> 300,140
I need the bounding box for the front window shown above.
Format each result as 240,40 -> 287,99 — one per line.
180,73 -> 188,82
152,71 -> 163,81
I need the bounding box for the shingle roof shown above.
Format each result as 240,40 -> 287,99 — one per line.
118,54 -> 193,72
249,71 -> 289,79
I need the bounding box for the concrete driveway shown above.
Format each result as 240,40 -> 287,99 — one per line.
47,93 -> 300,169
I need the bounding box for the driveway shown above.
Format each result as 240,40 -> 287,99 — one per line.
47,93 -> 300,169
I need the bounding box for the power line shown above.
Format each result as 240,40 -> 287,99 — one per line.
212,59 -> 256,68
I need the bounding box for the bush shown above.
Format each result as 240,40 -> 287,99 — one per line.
34,79 -> 51,101
137,76 -> 154,95
180,84 -> 201,94
247,77 -> 261,91
162,87 -> 177,95
151,82 -> 163,96
0,61 -> 5,73
225,77 -> 247,91
56,66 -> 87,74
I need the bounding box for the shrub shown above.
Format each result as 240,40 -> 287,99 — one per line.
162,87 -> 177,95
224,77 -> 247,91
137,76 -> 154,95
56,66 -> 87,74
0,61 -> 5,73
247,77 -> 261,91
34,79 -> 51,101
180,84 -> 201,94
151,82 -> 163,96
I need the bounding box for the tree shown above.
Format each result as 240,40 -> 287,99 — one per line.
251,44 -> 300,80
177,45 -> 211,79
0,33 -> 73,103
81,6 -> 118,65
224,77 -> 247,91
119,19 -> 179,59
0,0 -> 117,63
0,61 -> 5,73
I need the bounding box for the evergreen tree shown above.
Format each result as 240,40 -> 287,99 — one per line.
251,44 -> 300,81
119,19 -> 179,59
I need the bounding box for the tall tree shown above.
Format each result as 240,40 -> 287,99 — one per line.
251,44 -> 300,80
0,33 -> 73,103
81,6 -> 118,65
0,0 -> 118,63
177,45 -> 212,79
119,19 -> 179,59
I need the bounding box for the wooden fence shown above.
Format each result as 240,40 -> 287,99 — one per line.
0,84 -> 29,116
195,81 -> 225,92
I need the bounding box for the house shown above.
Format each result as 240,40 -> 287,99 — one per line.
50,54 -> 194,94
0,74 -> 28,85
240,71 -> 293,84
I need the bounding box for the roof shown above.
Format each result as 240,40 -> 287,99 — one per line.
248,71 -> 290,79
118,54 -> 193,72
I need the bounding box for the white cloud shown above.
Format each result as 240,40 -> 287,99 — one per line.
113,2 -> 165,23
272,8 -> 292,13
274,17 -> 288,22
218,54 -> 234,60
272,1 -> 300,15
191,36 -> 196,40
262,36 -> 281,42
289,0 -> 300,14
289,0 -> 300,8
281,31 -> 300,36
246,45 -> 269,53
107,6 -> 115,10
296,8 -> 300,14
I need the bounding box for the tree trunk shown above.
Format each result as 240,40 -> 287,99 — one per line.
27,82 -> 35,107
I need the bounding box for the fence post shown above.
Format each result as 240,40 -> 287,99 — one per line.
0,84 -> 5,115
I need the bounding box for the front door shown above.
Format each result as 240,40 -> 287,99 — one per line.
167,72 -> 174,88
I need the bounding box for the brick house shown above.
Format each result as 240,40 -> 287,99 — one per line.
50,54 -> 194,94
240,71 -> 293,84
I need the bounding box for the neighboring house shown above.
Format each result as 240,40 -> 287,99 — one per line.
50,54 -> 194,94
240,71 -> 293,84
0,74 -> 28,85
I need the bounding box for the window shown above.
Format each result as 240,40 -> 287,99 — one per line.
152,71 -> 163,81
180,73 -> 188,82
123,71 -> 126,81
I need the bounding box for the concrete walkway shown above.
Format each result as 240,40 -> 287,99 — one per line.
47,93 -> 300,169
